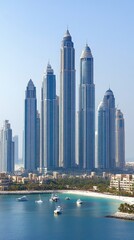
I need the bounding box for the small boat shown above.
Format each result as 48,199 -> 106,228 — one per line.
54,206 -> 63,215
17,196 -> 28,202
76,199 -> 83,205
35,199 -> 43,204
35,195 -> 43,204
49,194 -> 59,202
65,197 -> 70,200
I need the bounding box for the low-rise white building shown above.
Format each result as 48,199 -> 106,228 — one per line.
110,174 -> 134,192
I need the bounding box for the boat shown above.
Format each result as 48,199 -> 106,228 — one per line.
35,199 -> 43,204
65,197 -> 70,200
35,195 -> 43,204
49,194 -> 59,202
54,206 -> 63,215
17,196 -> 28,202
76,199 -> 83,205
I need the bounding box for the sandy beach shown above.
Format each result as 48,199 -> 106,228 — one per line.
61,190 -> 134,203
61,190 -> 134,204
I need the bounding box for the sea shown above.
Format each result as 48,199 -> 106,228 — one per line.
0,193 -> 134,240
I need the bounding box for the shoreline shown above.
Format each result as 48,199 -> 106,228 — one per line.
0,190 -> 54,195
0,189 -> 134,204
106,211 -> 134,221
1,189 -> 134,221
62,190 -> 134,204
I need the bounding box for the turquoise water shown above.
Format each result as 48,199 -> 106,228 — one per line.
0,193 -> 134,240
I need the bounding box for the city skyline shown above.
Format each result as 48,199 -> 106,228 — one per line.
0,1 -> 134,161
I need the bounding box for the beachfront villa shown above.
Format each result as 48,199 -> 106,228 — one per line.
110,174 -> 134,192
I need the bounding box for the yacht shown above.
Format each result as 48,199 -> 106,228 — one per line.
35,195 -> 43,203
17,196 -> 28,202
35,199 -> 43,204
49,194 -> 59,202
76,199 -> 83,205
54,206 -> 63,215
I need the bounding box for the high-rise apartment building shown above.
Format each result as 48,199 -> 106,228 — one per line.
13,135 -> 19,165
115,109 -> 125,169
79,44 -> 95,170
40,63 -> 58,170
0,120 -> 14,172
36,111 -> 40,169
97,89 -> 116,170
24,79 -> 37,172
59,30 -> 76,169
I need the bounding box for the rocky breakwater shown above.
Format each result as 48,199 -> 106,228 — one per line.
107,211 -> 134,220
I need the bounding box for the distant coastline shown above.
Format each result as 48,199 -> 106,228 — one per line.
0,190 -> 53,195
0,189 -> 134,204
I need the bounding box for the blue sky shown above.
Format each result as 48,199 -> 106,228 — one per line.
0,0 -> 134,160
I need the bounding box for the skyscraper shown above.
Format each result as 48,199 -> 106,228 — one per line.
59,30 -> 76,169
40,63 -> 58,170
0,120 -> 14,173
97,89 -> 116,170
13,135 -> 19,165
24,79 -> 37,172
36,111 -> 40,169
79,44 -> 95,170
115,109 -> 125,169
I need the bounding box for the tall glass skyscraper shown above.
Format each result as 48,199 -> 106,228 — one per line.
25,79 -> 37,172
59,30 -> 76,169
79,44 -> 95,170
40,63 -> 58,170
36,111 -> 40,169
97,89 -> 116,170
13,135 -> 19,165
0,120 -> 14,173
115,109 -> 125,169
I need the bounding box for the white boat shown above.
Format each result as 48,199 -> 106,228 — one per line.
54,206 -> 63,215
76,199 -> 83,205
17,196 -> 28,202
49,194 -> 59,202
35,195 -> 43,203
35,199 -> 43,204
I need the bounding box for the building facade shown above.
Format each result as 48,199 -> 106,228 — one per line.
24,79 -> 37,172
115,109 -> 125,169
13,135 -> 19,165
97,89 -> 116,170
110,174 -> 134,192
59,30 -> 76,169
79,44 -> 95,170
0,120 -> 14,173
40,63 -> 58,170
36,111 -> 40,169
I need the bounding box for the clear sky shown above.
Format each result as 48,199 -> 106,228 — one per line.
0,0 -> 134,160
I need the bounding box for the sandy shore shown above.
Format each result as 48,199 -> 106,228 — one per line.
0,189 -> 134,204
62,190 -> 134,204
